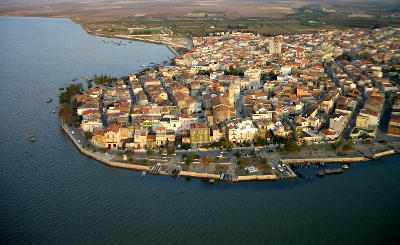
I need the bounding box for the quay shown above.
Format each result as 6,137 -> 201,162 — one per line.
62,124 -> 279,182
62,124 -> 397,183
281,149 -> 397,165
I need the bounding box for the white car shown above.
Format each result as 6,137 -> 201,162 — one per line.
77,139 -> 81,144
71,131 -> 75,135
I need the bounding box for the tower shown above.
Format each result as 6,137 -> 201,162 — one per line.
269,40 -> 281,55
229,82 -> 235,106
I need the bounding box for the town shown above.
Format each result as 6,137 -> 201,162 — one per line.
61,27 -> 400,180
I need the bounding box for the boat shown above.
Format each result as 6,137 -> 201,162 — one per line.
28,136 -> 36,142
59,87 -> 64,90
46,98 -> 52,103
72,78 -> 77,81
332,169 -> 344,174
341,164 -> 350,170
325,169 -> 333,175
52,109 -> 56,113
142,171 -> 146,176
316,170 -> 325,177
208,179 -> 215,184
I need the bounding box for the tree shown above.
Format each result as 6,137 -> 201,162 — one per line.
84,132 -> 93,139
58,83 -> 83,104
58,104 -> 72,123
93,74 -> 117,85
222,141 -> 232,150
146,149 -> 154,156
234,150 -> 242,158
181,143 -> 191,150
167,146 -> 176,155
185,157 -> 193,167
125,149 -> 134,155
237,157 -> 249,169
200,156 -> 213,170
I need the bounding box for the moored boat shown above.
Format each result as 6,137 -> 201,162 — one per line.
341,164 -> 350,170
28,136 -> 36,142
332,168 -> 344,174
316,170 -> 325,177
46,98 -> 52,103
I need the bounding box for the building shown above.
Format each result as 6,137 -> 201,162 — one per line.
211,96 -> 236,124
356,115 -> 370,129
329,114 -> 348,135
227,119 -> 258,143
190,123 -> 210,145
269,40 -> 281,55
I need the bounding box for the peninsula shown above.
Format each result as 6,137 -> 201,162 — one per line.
58,27 -> 400,182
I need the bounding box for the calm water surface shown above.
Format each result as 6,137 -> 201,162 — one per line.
0,17 -> 399,245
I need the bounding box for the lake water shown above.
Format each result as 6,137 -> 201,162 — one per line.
0,17 -> 399,245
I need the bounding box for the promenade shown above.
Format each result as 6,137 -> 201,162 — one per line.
62,123 -> 400,182
62,124 -> 279,182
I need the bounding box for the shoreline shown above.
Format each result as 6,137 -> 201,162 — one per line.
0,16 -> 188,55
62,124 -> 278,182
62,124 -> 398,182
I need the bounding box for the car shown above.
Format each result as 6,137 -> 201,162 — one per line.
71,131 -> 75,135
77,139 -> 81,144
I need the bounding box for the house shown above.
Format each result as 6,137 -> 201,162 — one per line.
329,114 -> 349,135
227,119 -> 258,143
210,125 -> 222,142
81,118 -> 103,132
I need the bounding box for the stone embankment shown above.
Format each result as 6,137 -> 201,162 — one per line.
62,124 -> 397,182
282,157 -> 368,164
62,124 -> 278,182
281,149 -> 397,165
374,149 -> 396,158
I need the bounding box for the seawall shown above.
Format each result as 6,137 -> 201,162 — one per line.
282,157 -> 368,164
374,149 -> 396,158
62,125 -> 277,182
281,149 -> 397,164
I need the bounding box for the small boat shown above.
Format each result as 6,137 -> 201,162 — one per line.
28,136 -> 36,142
46,98 -> 52,103
341,164 -> 350,170
72,78 -> 77,81
332,169 -> 344,174
59,87 -> 64,90
52,109 -> 56,113
208,179 -> 215,184
316,170 -> 325,177
325,169 -> 333,175
142,171 -> 146,176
